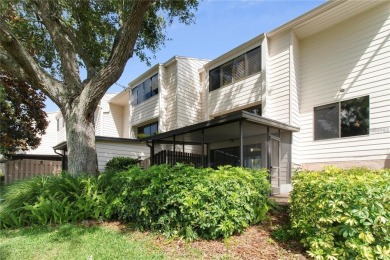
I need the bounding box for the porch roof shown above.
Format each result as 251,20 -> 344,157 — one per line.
140,111 -> 299,144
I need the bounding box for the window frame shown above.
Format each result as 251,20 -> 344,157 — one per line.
313,96 -> 370,141
132,73 -> 159,105
137,121 -> 159,138
209,46 -> 261,92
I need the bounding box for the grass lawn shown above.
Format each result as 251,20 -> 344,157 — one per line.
0,223 -> 164,260
0,206 -> 307,260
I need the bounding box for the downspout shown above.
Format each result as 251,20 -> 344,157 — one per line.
53,148 -> 66,171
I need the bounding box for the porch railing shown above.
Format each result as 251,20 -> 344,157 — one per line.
153,150 -> 205,168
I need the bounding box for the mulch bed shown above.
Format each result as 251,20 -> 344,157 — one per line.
84,205 -> 308,259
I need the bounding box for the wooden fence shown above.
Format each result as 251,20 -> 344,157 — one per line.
4,159 -> 62,184
153,150 -> 205,168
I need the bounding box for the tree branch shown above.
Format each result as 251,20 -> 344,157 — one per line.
82,0 -> 154,111
31,0 -> 82,90
0,21 -> 64,107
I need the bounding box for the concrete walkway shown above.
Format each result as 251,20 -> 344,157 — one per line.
269,193 -> 290,205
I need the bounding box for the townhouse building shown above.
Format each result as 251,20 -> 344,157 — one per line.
17,0 -> 389,193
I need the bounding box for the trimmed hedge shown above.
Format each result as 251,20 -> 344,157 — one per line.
105,156 -> 140,172
102,164 -> 270,239
290,167 -> 390,259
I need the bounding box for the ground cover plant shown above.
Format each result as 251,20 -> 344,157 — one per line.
102,164 -> 271,240
0,173 -> 106,228
1,164 -> 270,242
290,167 -> 390,259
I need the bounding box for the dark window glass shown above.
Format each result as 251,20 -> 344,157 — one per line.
132,74 -> 159,105
138,121 -> 158,138
247,47 -> 261,76
222,61 -> 233,86
209,67 -> 221,91
144,78 -> 151,99
341,96 -> 369,137
233,55 -> 245,81
131,87 -> 138,105
314,103 -> 339,140
151,74 -> 158,96
209,46 -> 261,92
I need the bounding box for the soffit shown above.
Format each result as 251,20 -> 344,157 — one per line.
268,1 -> 385,40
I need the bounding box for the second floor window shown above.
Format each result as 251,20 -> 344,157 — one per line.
209,46 -> 261,91
132,74 -> 159,105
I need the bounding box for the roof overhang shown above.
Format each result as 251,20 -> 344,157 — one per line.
53,136 -> 142,151
140,111 -> 299,144
109,90 -> 129,106
268,0 -> 385,39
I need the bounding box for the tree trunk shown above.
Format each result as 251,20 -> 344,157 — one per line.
65,103 -> 98,175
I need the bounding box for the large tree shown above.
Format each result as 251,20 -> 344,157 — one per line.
0,0 -> 199,175
0,73 -> 48,157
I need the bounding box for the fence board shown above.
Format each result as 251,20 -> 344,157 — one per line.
5,159 -> 62,184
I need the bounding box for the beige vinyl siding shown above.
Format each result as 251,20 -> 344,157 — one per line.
267,32 -> 291,124
176,58 -> 208,127
131,95 -> 159,127
96,94 -> 124,138
27,112 -> 58,155
96,140 -> 150,171
208,73 -> 262,117
57,115 -> 66,143
298,2 -> 390,164
122,103 -> 130,138
161,61 -> 178,131
290,32 -> 301,164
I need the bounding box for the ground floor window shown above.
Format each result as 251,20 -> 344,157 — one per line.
314,96 -> 369,140
137,121 -> 158,138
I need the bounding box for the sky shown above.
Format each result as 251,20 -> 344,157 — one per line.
44,0 -> 327,112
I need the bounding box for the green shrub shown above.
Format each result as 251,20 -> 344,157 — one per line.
0,173 -> 106,228
102,164 -> 270,240
105,156 -> 140,172
290,167 -> 390,259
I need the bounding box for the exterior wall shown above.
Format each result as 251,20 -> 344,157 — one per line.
96,140 -> 150,171
27,112 -> 58,155
297,2 -> 390,167
176,58 -> 208,128
130,96 -> 159,130
122,103 -> 130,138
205,39 -> 263,119
266,32 -> 291,124
290,32 -> 301,164
161,61 -> 178,132
100,94 -> 123,138
208,74 -> 262,118
57,114 -> 67,143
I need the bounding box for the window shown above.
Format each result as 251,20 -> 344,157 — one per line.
314,96 -> 369,140
209,46 -> 261,91
137,121 -> 158,138
132,74 -> 159,105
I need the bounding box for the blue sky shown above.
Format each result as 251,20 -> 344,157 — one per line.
45,0 -> 326,112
